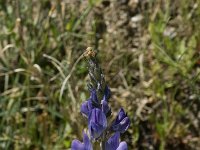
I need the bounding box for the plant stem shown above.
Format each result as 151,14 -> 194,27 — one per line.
101,140 -> 106,150
101,133 -> 106,150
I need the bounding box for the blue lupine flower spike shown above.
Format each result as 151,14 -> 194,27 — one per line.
71,47 -> 130,150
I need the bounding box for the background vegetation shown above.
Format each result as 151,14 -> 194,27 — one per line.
0,0 -> 200,149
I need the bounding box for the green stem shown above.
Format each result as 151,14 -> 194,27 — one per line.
101,140 -> 106,150
101,133 -> 106,150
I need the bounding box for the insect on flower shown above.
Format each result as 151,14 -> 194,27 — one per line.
83,47 -> 97,59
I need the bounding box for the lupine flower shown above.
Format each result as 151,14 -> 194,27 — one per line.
105,132 -> 128,150
71,132 -> 93,150
88,108 -> 107,139
71,47 -> 130,150
111,108 -> 130,133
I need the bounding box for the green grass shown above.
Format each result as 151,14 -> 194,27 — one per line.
0,0 -> 200,149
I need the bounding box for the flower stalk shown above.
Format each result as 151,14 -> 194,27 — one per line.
101,132 -> 106,150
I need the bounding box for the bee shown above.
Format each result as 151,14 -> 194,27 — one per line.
84,47 -> 96,58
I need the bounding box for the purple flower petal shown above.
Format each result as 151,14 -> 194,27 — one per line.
90,89 -> 99,104
81,99 -> 94,117
112,117 -> 130,133
71,140 -> 85,150
101,100 -> 111,115
105,132 -> 128,150
71,132 -> 93,150
88,108 -> 107,139
89,121 -> 105,139
83,133 -> 93,150
116,141 -> 128,150
105,132 -> 120,150
103,85 -> 111,101
111,108 -> 130,133
117,109 -> 126,122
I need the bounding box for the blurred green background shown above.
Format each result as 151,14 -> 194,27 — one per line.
0,0 -> 200,149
